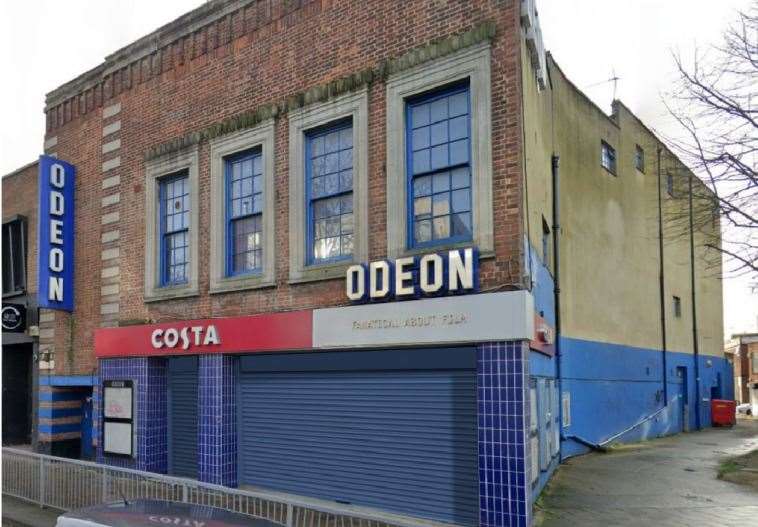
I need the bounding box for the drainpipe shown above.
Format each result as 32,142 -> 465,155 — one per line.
656,148 -> 668,406
688,172 -> 701,430
551,154 -> 563,448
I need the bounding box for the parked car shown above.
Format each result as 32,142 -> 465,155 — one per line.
55,500 -> 281,527
736,403 -> 752,416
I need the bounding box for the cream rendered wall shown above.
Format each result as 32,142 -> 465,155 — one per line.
520,43 -> 554,275
614,103 -> 724,358
520,47 -> 724,356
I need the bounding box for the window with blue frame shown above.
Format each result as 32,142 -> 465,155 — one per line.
407,82 -> 472,248
159,174 -> 189,286
226,149 -> 263,275
306,119 -> 354,263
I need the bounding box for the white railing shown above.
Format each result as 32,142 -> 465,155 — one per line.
2,448 -> 438,527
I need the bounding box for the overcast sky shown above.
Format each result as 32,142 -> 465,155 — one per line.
0,0 -> 755,335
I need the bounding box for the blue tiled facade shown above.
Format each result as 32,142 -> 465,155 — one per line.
96,340 -> 533,526
98,357 -> 168,472
478,341 -> 531,527
198,355 -> 237,486
92,384 -> 99,447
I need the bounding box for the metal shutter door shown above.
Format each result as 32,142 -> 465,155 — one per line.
168,356 -> 198,479
238,349 -> 478,526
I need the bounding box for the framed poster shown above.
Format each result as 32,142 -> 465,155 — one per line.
104,384 -> 133,419
103,421 -> 133,456
103,380 -> 134,457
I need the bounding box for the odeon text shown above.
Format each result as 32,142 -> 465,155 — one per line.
345,247 -> 479,302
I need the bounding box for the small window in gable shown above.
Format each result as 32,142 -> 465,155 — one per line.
542,216 -> 551,267
601,140 -> 617,175
635,144 -> 645,173
666,173 -> 675,197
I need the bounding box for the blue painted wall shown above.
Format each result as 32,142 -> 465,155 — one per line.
560,336 -> 734,458
527,240 -> 555,326
530,349 -> 557,379
529,347 -> 559,501
526,242 -> 560,500
39,375 -> 96,386
523,241 -> 735,508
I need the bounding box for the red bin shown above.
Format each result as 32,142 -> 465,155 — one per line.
711,399 -> 736,427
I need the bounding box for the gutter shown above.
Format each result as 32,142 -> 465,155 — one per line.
551,154 -> 563,450
688,172 -> 702,430
656,148 -> 668,406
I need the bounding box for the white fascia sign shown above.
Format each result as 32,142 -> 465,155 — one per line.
313,290 -> 535,349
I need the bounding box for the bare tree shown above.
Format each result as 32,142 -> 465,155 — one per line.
664,4 -> 757,276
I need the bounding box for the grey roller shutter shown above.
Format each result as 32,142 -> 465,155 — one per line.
168,356 -> 198,479
238,348 -> 478,526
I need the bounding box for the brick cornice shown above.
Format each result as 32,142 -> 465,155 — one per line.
145,20 -> 498,161
46,0 -> 257,109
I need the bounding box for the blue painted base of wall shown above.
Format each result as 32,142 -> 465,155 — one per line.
37,377 -> 95,446
560,336 -> 734,458
528,350 -> 558,499
39,375 -> 97,386
528,334 -> 734,505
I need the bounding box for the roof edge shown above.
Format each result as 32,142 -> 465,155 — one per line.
2,160 -> 38,180
545,52 -> 619,129
45,0 -> 253,108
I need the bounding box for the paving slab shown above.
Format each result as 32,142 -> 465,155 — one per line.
539,419 -> 758,526
2,496 -> 61,527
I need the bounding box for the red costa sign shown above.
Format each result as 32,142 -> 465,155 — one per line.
94,310 -> 312,358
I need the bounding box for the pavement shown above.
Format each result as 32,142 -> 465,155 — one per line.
3,422 -> 757,527
538,419 -> 758,526
2,496 -> 60,527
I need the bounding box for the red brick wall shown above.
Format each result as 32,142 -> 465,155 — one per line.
44,0 -> 524,373
749,342 -> 758,383
2,162 -> 38,296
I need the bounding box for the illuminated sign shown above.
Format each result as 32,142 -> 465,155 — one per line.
345,247 -> 479,302
37,155 -> 75,311
1,303 -> 26,333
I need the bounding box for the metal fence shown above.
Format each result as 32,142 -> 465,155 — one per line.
2,448 -> 431,527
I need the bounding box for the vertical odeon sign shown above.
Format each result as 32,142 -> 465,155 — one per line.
38,155 -> 75,311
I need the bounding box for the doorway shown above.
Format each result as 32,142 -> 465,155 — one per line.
676,366 -> 688,433
168,356 -> 198,478
81,392 -> 94,459
2,344 -> 32,445
710,372 -> 722,400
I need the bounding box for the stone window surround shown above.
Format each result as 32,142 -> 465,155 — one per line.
385,42 -> 494,259
288,88 -> 369,284
144,145 -> 200,302
209,121 -> 276,293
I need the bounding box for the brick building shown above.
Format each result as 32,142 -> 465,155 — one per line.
2,0 -> 732,526
2,161 -> 39,448
725,333 -> 758,413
